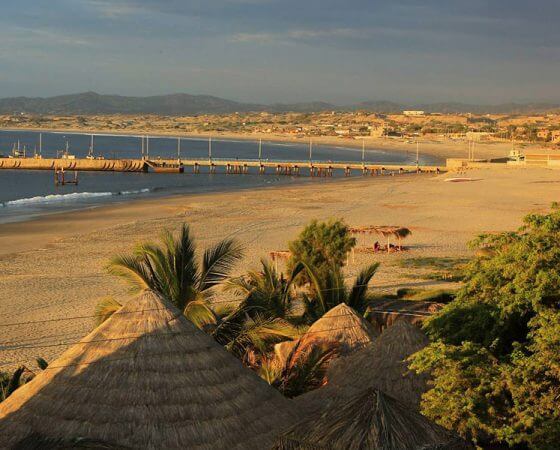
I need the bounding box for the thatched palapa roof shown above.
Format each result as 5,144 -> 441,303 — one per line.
272,304 -> 377,369
298,304 -> 379,353
367,299 -> 442,334
0,291 -> 299,449
349,226 -> 412,239
272,387 -> 472,450
295,320 -> 429,416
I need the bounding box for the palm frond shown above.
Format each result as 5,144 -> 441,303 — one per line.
169,224 -> 199,306
287,261 -> 306,288
259,357 -> 283,385
106,255 -> 152,294
94,297 -> 123,326
277,341 -> 340,398
348,262 -> 380,313
210,300 -> 240,318
299,261 -> 327,316
221,314 -> 297,359
222,275 -> 255,296
35,357 -> 49,370
183,299 -> 218,329
6,366 -> 25,398
199,238 -> 244,291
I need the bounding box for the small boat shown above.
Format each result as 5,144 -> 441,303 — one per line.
444,177 -> 479,183
152,165 -> 184,173
146,159 -> 184,173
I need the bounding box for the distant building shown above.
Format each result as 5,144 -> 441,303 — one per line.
466,131 -> 494,141
537,129 -> 551,141
403,110 -> 425,116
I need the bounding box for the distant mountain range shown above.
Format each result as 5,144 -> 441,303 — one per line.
0,91 -> 558,115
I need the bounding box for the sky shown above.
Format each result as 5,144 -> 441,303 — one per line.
1,0 -> 559,104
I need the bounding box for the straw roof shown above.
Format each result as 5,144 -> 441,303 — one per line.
367,299 -> 443,334
272,387 -> 472,450
294,320 -> 429,416
0,291 -> 299,449
349,226 -> 412,239
298,304 -> 379,354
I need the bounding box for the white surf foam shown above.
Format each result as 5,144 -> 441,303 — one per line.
2,189 -> 151,207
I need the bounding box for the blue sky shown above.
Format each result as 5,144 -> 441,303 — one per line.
1,0 -> 558,104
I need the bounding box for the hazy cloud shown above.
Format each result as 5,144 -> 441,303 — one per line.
0,0 -> 559,102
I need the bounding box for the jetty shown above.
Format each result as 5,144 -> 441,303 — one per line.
0,156 -> 445,176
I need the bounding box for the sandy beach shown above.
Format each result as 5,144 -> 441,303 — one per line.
1,166 -> 559,370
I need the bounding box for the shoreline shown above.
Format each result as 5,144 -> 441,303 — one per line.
1,125 -> 534,160
0,174 -> 371,256
2,166 -> 560,368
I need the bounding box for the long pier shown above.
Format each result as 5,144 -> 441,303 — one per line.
0,157 -> 445,176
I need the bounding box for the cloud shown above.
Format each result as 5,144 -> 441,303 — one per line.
0,25 -> 92,50
0,0 -> 559,102
85,1 -> 147,18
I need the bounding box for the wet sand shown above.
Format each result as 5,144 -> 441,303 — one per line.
1,166 -> 559,369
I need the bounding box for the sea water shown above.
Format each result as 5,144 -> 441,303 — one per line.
0,130 -> 440,223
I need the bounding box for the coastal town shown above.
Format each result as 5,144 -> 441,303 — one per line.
2,109 -> 560,146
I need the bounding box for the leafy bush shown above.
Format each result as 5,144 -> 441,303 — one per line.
410,207 -> 560,448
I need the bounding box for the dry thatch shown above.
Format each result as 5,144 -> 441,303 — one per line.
294,320 -> 429,416
271,304 -> 377,369
298,304 -> 379,353
272,387 -> 472,450
274,339 -> 300,363
349,226 -> 412,252
367,299 -> 443,334
0,291 -> 299,450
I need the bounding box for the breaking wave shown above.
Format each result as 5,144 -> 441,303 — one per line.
1,189 -> 151,207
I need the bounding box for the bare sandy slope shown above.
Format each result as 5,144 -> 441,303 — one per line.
1,167 -> 559,370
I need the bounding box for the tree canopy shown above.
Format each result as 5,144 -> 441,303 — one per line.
410,207 -> 560,449
287,218 -> 356,286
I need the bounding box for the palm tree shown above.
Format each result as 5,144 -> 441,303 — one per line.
223,259 -> 305,321
302,262 -> 380,322
100,224 -> 244,328
259,340 -> 340,398
212,310 -> 299,366
1,358 -> 49,402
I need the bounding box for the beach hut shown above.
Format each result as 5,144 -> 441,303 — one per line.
298,303 -> 379,353
273,304 -> 378,367
0,291 -> 299,449
294,320 -> 429,416
272,387 -> 472,450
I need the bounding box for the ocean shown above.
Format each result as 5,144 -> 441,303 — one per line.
0,130 -> 441,224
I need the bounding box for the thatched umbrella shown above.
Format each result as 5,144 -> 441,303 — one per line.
0,291 -> 300,449
371,226 -> 412,252
272,387 -> 472,450
294,320 -> 429,416
349,226 -> 412,252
